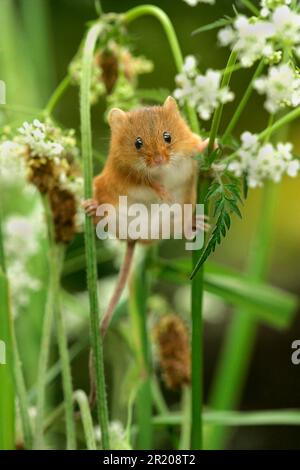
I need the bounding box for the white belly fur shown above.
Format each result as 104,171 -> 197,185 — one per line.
112,157 -> 195,241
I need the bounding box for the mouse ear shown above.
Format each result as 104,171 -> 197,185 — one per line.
108,108 -> 126,128
163,96 -> 178,112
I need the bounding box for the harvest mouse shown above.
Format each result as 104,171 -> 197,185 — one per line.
83,96 -> 209,336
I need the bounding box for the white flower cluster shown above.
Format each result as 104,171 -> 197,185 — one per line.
174,56 -> 234,120
228,131 -> 299,188
18,119 -> 79,162
183,0 -> 215,5
0,140 -> 27,184
0,119 -> 83,199
218,5 -> 300,67
254,63 -> 300,113
4,208 -> 44,313
260,0 -> 291,18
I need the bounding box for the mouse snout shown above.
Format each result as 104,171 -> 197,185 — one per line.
152,154 -> 167,166
153,154 -> 164,165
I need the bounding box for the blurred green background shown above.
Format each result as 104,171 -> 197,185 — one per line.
1,0 -> 300,449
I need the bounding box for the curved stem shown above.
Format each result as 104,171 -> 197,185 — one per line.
73,390 -> 97,450
44,75 -> 71,117
80,22 -> 110,450
124,4 -> 199,133
259,106 -> 300,141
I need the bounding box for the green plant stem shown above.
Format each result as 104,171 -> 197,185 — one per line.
259,106 -> 300,141
223,60 -> 265,140
129,249 -> 153,449
190,178 -> 210,450
34,196 -> 56,449
179,386 -> 191,450
20,0 -> 55,103
208,50 -> 238,156
73,390 -> 96,450
153,409 -> 300,427
123,4 -> 199,133
52,246 -> 76,450
0,204 -> 15,450
80,21 -> 110,450
10,320 -> 33,449
208,181 -> 277,449
44,75 -> 71,117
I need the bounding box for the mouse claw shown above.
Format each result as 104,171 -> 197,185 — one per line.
192,214 -> 210,233
82,199 -> 98,217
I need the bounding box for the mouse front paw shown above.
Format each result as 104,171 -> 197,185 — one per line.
82,198 -> 98,217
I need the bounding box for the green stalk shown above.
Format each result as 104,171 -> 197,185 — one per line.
80,22 -> 110,450
129,249 -> 152,449
223,60 -> 265,140
52,246 -> 76,450
0,206 -> 14,450
208,50 -> 238,156
20,0 -> 55,103
10,321 -> 33,449
190,179 -> 209,450
34,196 -> 55,449
179,387 -> 191,450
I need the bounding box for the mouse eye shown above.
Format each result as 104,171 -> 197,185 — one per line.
163,131 -> 171,143
135,137 -> 143,150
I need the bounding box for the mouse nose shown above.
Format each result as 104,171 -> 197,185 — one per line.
153,154 -> 164,165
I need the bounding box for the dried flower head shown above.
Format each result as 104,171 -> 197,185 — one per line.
153,314 -> 190,390
69,40 -> 153,104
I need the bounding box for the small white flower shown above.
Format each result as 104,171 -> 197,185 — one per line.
228,132 -> 299,187
286,159 -> 299,176
4,208 -> 45,314
260,0 -> 292,18
218,16 -> 275,67
0,140 -> 27,184
272,5 -> 300,45
254,63 -> 300,113
174,56 -> 234,121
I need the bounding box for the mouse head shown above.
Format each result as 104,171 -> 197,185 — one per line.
108,97 -> 203,172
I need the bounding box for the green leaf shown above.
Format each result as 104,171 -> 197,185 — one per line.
192,17 -> 233,36
152,258 -> 297,329
191,175 -> 243,278
153,409 -> 300,427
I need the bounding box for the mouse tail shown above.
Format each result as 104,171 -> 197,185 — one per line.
100,240 -> 136,337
